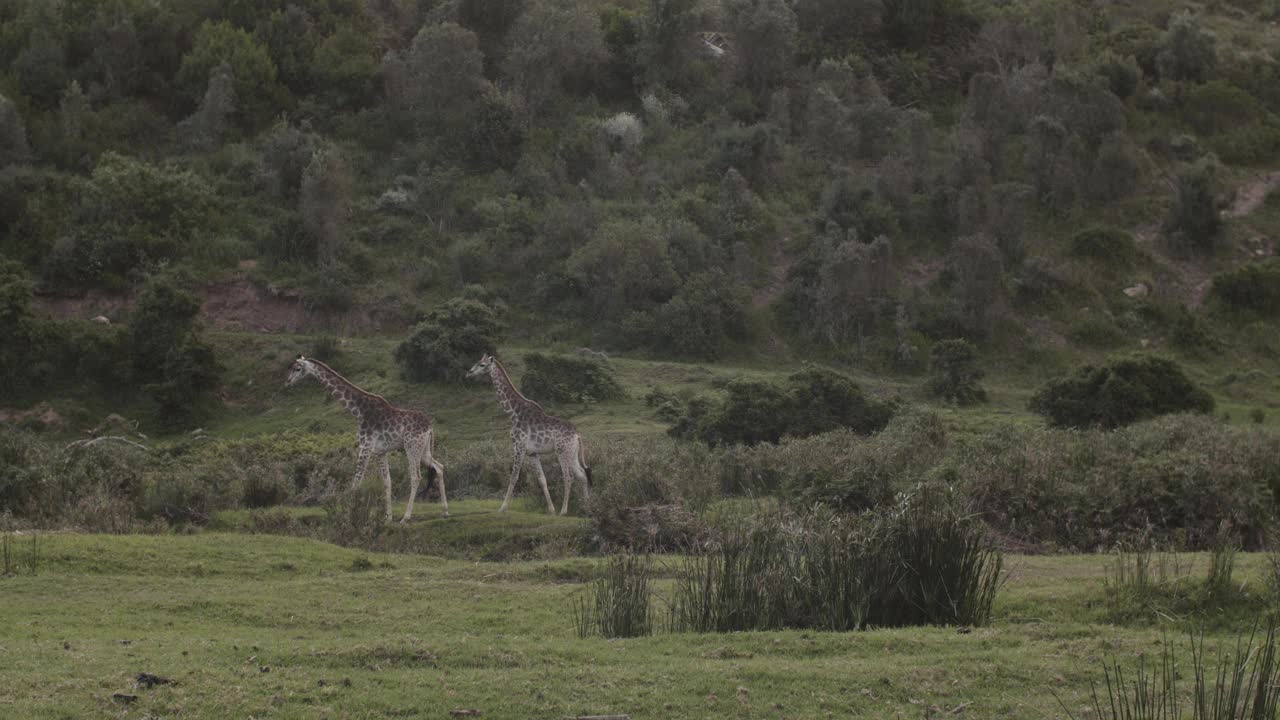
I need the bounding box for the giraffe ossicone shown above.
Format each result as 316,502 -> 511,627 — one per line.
286,355 -> 447,521
466,353 -> 592,515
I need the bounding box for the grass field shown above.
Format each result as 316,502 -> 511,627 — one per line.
2,511 -> 1275,720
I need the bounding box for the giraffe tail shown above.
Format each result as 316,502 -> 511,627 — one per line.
424,428 -> 438,483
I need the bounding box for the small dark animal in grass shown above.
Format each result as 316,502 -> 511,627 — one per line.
466,354 -> 592,515
286,356 -> 447,520
135,672 -> 172,688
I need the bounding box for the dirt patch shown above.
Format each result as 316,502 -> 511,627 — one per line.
1225,171 -> 1280,218
34,273 -> 397,335
751,239 -> 792,308
0,402 -> 66,431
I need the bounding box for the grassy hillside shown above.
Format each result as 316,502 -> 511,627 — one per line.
0,0 -> 1279,440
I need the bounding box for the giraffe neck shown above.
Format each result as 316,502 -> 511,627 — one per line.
488,360 -> 537,422
306,360 -> 379,424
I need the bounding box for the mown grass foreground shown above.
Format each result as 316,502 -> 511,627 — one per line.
2,520 -> 1275,719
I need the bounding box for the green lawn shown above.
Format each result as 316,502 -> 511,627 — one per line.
2,526 -> 1272,719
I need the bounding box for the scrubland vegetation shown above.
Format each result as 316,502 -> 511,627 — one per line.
4,0 -> 1280,715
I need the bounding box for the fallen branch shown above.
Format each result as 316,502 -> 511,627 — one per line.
65,436 -> 151,453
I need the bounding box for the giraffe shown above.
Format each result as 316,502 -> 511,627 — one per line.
285,356 -> 448,521
465,354 -> 592,515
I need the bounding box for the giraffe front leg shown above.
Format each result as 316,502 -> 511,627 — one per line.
499,448 -> 523,513
349,445 -> 372,493
379,455 -> 394,523
531,457 -> 556,514
430,459 -> 448,518
401,450 -> 420,524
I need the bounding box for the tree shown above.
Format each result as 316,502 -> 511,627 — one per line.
947,233 -> 1004,339
402,23 -> 486,132
1164,158 -> 1221,255
14,24 -> 68,107
502,0 -> 607,112
567,217 -> 679,322
311,23 -> 379,110
926,339 -> 987,405
636,0 -> 703,88
394,297 -> 503,382
1158,11 -> 1216,83
724,0 -> 798,98
128,276 -> 222,427
184,63 -> 236,150
0,93 -> 29,167
58,81 -> 90,165
254,6 -> 318,96
177,21 -> 286,129
299,144 -> 352,266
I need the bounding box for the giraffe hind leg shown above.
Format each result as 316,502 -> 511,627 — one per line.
428,458 -> 448,517
557,449 -> 576,516
379,455 -> 394,523
531,457 -> 556,514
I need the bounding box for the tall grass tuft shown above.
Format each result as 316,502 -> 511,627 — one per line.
1205,526 -> 1239,599
669,487 -> 1003,633
1064,617 -> 1280,720
573,554 -> 655,638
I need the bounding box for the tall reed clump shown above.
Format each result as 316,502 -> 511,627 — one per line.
669,487 -> 1003,633
1062,617 -> 1280,720
573,554 -> 654,638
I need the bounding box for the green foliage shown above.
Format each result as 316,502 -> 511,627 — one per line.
926,339 -> 987,405
1029,354 -> 1214,429
128,276 -> 223,426
310,24 -> 378,111
519,352 -> 625,405
627,271 -> 751,359
1158,11 -> 1217,83
672,368 -> 894,446
954,414 -> 1279,550
1069,225 -> 1138,266
1210,258 -> 1280,316
45,152 -> 217,287
502,0 -> 607,112
394,297 -> 503,383
573,554 -> 654,638
401,23 -> 485,133
1164,159 -> 1222,255
757,410 -> 946,512
724,0 -> 798,97
670,490 -> 1003,633
177,21 -> 286,129
1182,81 -> 1262,135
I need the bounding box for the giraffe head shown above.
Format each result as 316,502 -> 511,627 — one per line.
465,353 -> 495,380
285,355 -> 311,386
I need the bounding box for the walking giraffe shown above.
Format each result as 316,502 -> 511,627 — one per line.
285,356 -> 448,521
466,354 -> 592,515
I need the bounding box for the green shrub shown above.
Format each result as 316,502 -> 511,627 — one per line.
925,339 -> 987,405
573,554 -> 654,638
953,415 -> 1277,550
1069,226 -> 1138,266
1164,159 -> 1222,255
394,297 -> 503,382
585,437 -> 716,551
519,352 -> 625,405
0,428 -> 52,517
669,489 -> 1003,633
1210,258 -> 1280,316
1028,354 -> 1215,429
751,410 -> 947,512
1066,316 -> 1127,349
673,368 -> 895,446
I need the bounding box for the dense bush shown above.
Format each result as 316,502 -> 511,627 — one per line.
925,339 -> 987,405
519,352 -> 625,405
953,414 -> 1280,550
669,489 -> 1003,633
129,276 -> 223,426
1068,226 -> 1139,267
742,409 -> 947,512
1210,258 -> 1280,316
394,297 -> 503,382
1164,159 -> 1222,255
672,367 -> 895,446
1028,354 -> 1214,429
